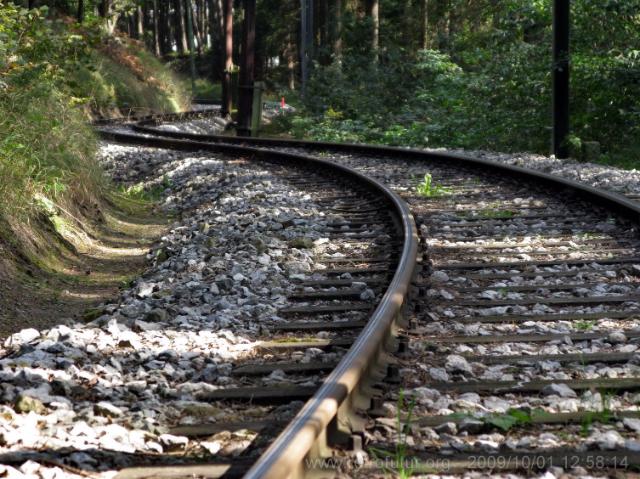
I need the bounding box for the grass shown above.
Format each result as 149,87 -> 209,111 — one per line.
369,390 -> 418,478
580,390 -> 615,436
71,42 -> 191,114
449,408 -> 534,432
415,173 -> 451,198
575,319 -> 597,331
0,85 -> 102,219
591,144 -> 640,171
117,176 -> 172,203
189,78 -> 221,101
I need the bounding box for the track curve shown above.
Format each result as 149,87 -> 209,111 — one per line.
97,129 -> 418,479
96,115 -> 640,477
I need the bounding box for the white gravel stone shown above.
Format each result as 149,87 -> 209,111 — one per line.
444,354 -> 473,375
588,430 -> 625,450
0,142 -> 343,474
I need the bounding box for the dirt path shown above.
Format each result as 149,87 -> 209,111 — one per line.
0,204 -> 168,338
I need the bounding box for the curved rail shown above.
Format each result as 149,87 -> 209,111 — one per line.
100,116 -> 640,477
97,129 -> 419,479
132,122 -> 640,223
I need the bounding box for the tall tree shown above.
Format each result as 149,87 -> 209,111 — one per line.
421,0 -> 429,49
237,0 -> 257,136
76,0 -> 84,22
192,1 -> 204,53
152,0 -> 160,56
221,0 -> 233,115
174,0 -> 188,53
158,0 -> 171,55
186,0 -> 197,90
367,0 -> 379,61
332,0 -> 342,62
135,3 -> 143,39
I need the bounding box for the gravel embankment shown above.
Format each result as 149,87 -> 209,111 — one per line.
0,143 -> 335,478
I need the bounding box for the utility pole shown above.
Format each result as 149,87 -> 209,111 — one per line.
222,0 -> 233,116
186,0 -> 197,94
552,0 -> 570,158
237,0 -> 256,137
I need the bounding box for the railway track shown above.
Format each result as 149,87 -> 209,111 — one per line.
93,114 -> 640,477
85,127 -> 417,479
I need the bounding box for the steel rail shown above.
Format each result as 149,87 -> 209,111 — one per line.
100,119 -> 640,477
97,129 -> 419,479
91,107 -> 221,126
131,123 -> 640,223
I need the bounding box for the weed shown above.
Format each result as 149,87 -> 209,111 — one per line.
580,390 -> 615,436
117,181 -> 167,202
575,319 -> 596,331
119,278 -> 135,289
415,173 -> 451,198
369,390 -> 418,478
484,409 -> 533,431
450,408 -> 534,432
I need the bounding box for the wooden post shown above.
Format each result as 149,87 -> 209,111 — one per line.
237,0 -> 256,137
552,0 -> 570,158
251,81 -> 264,137
222,0 -> 233,116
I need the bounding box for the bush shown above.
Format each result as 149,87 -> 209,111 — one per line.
0,4 -> 190,219
288,0 -> 639,168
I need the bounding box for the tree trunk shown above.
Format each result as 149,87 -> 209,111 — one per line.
421,0 -> 428,49
332,0 -> 342,62
286,34 -> 296,90
189,1 -> 203,54
98,0 -> 108,18
237,0 -> 256,137
221,0 -> 233,115
173,0 -> 184,53
207,0 -> 223,49
159,0 -> 171,55
152,0 -> 161,56
367,0 -> 379,61
199,0 -> 207,49
136,4 -> 144,39
77,0 -> 84,23
186,0 -> 198,90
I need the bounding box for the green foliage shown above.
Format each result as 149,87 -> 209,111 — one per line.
0,5 -> 101,217
70,44 -> 190,113
369,390 -> 418,479
484,409 -> 533,431
450,408 -> 534,432
0,4 -> 189,219
415,173 -> 451,198
580,393 -> 615,436
283,0 -> 640,169
575,319 -> 596,331
117,176 -> 172,202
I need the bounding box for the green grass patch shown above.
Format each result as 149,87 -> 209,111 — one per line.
117,176 -> 172,203
189,78 -> 221,101
415,173 -> 451,198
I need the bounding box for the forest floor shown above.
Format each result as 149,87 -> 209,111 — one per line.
0,198 -> 168,338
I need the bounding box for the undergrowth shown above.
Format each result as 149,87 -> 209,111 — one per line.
0,4 -> 189,222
